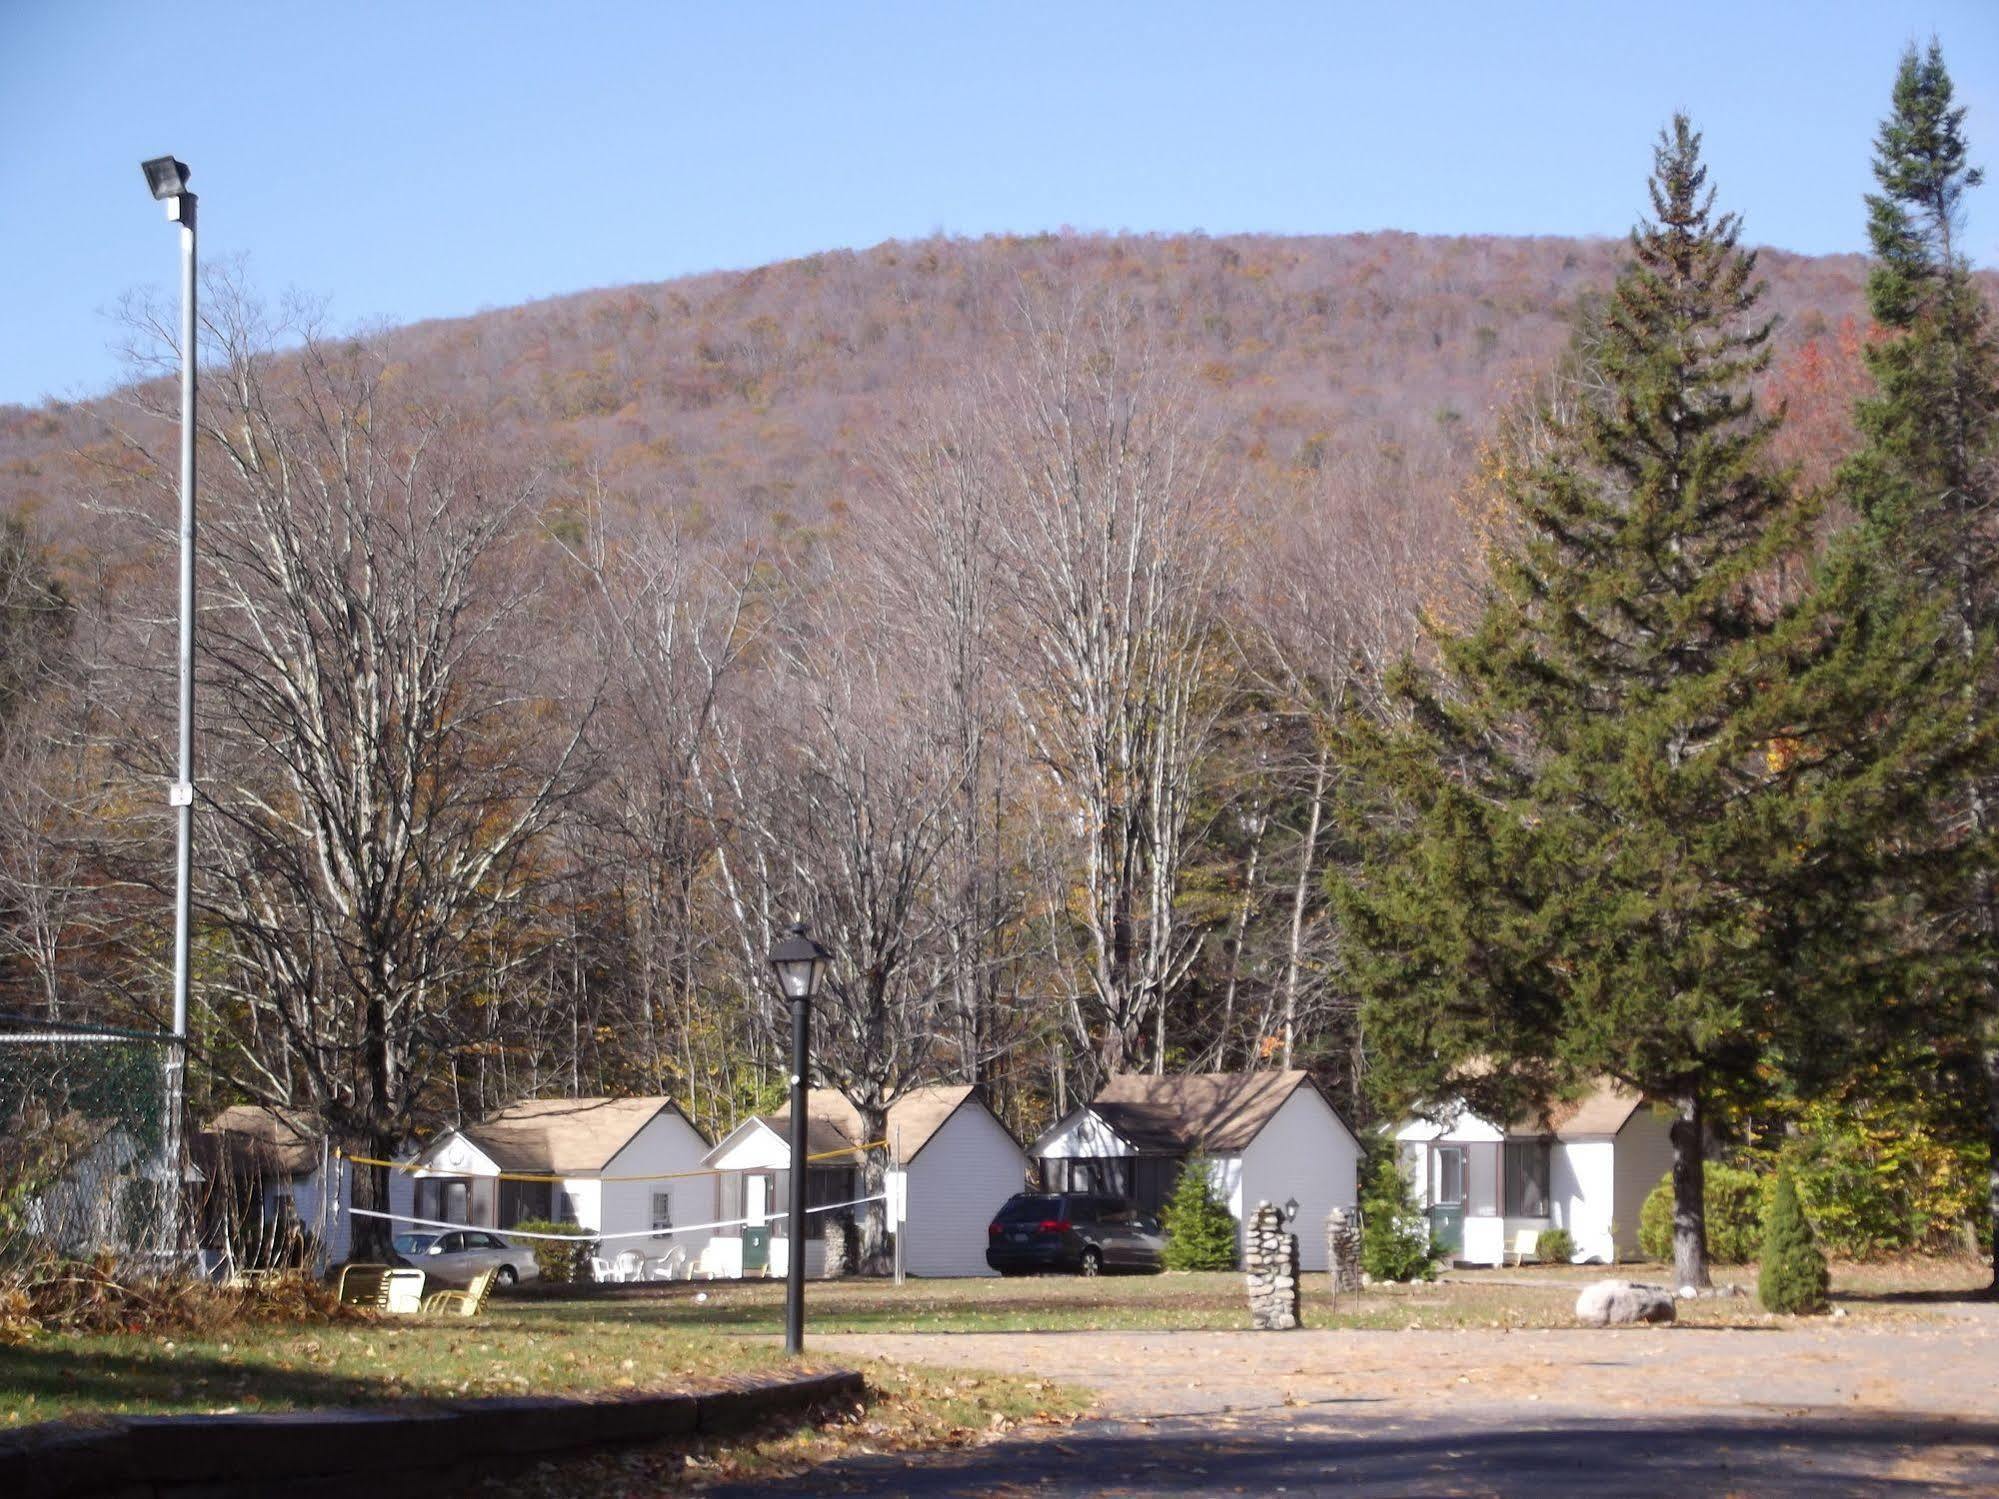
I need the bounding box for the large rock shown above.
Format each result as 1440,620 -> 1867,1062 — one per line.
1574,1279 -> 1676,1327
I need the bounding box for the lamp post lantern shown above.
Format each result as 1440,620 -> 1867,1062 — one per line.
141,154 -> 197,1258
769,921 -> 832,1356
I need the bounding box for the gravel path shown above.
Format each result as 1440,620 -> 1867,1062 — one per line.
708,1306 -> 1999,1496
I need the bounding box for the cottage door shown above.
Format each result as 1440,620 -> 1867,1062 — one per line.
1429,1146 -> 1466,1255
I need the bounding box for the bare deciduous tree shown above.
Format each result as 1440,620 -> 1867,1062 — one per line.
109,288 -> 598,1255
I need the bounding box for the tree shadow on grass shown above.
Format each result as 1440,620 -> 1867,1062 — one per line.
0,1343 -> 408,1420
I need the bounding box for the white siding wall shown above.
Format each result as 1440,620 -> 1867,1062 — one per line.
559,1178 -> 603,1233
901,1103 -> 1028,1277
295,1156 -> 415,1264
1208,1155 -> 1244,1224
1238,1087 -> 1360,1272
597,1109 -> 716,1259
1553,1140 -> 1617,1263
1612,1108 -> 1677,1261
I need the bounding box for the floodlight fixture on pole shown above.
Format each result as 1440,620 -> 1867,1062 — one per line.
141,153 -> 198,1260
769,921 -> 832,1356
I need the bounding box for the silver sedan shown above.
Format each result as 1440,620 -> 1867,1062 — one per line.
392,1229 -> 538,1288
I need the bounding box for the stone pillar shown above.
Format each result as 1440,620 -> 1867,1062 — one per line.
1244,1201 -> 1301,1330
1325,1207 -> 1363,1299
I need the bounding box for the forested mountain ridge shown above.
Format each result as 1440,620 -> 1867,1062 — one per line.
0,230 -> 1889,567
0,224 -> 1976,1258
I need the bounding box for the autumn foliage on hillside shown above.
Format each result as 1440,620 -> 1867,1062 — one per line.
0,228 -> 1980,1255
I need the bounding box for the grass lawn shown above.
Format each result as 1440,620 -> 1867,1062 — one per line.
0,1295 -> 1089,1490
4,1257 -> 1982,1490
566,1255 -> 1990,1337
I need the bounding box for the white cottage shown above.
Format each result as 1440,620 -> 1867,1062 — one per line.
1030,1071 -> 1361,1272
702,1085 -> 1027,1279
409,1096 -> 715,1260
197,1105 -> 415,1265
1394,1078 -> 1676,1266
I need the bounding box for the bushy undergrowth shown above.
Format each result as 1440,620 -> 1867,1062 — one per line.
0,1254 -> 353,1342
1533,1226 -> 1576,1263
512,1219 -> 597,1283
1638,1164 -> 1767,1264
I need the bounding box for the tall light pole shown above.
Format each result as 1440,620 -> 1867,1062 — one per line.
769,922 -> 832,1356
141,155 -> 196,1256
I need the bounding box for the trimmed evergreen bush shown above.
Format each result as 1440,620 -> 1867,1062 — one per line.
1360,1156 -> 1436,1282
1161,1156 -> 1239,1270
510,1219 -> 597,1283
1637,1165 -> 1767,1264
1758,1167 -> 1830,1314
1533,1226 -> 1576,1264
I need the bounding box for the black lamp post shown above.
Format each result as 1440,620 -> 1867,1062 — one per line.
769,921 -> 832,1356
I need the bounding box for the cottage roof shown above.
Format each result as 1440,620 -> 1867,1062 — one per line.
202,1104 -> 318,1176
1084,1070 -> 1316,1155
758,1084 -> 1000,1166
447,1096 -> 693,1175
1509,1078 -> 1647,1139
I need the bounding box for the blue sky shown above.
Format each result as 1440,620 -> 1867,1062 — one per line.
2,1 -> 1994,406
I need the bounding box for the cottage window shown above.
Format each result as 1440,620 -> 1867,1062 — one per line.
651,1190 -> 673,1239
1504,1140 -> 1551,1218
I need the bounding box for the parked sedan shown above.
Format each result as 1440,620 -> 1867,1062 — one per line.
985,1192 -> 1166,1276
391,1229 -> 538,1288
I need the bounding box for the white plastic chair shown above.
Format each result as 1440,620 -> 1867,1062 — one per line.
613,1248 -> 644,1282
591,1254 -> 618,1283
650,1245 -> 688,1281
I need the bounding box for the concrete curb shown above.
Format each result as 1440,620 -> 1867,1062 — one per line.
1,1369 -> 865,1498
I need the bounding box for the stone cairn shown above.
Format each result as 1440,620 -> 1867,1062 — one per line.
1325,1207 -> 1363,1300
1244,1201 -> 1302,1330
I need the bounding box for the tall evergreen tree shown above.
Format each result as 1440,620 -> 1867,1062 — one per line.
1336,117 -> 1943,1289
1839,41 -> 1999,1289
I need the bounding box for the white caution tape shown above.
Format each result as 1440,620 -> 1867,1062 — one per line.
347,1193 -> 888,1244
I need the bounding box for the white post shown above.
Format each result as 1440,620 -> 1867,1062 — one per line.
891,1127 -> 905,1286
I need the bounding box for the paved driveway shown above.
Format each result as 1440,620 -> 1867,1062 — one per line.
711,1311 -> 1999,1496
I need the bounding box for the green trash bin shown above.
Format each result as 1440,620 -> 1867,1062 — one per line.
743,1225 -> 770,1275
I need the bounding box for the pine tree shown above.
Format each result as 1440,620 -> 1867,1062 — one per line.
1837,41 -> 1999,1294
1758,1166 -> 1829,1315
1336,117 -> 1944,1291
1359,1154 -> 1435,1282
1160,1156 -> 1239,1270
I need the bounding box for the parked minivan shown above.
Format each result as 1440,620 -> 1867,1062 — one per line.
985,1192 -> 1166,1276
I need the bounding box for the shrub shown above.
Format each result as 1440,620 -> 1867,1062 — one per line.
511,1219 -> 596,1283
1533,1226 -> 1576,1264
1758,1166 -> 1829,1315
1637,1164 -> 1767,1264
1161,1156 -> 1239,1270
1360,1156 -> 1436,1282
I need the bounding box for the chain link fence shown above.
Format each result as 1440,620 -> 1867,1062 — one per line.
0,1013 -> 181,1271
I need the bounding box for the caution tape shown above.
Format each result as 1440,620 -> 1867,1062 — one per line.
337,1138 -> 890,1184
347,1193 -> 888,1244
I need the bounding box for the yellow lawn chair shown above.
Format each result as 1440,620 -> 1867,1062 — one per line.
335,1263 -> 390,1306
424,1265 -> 497,1317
